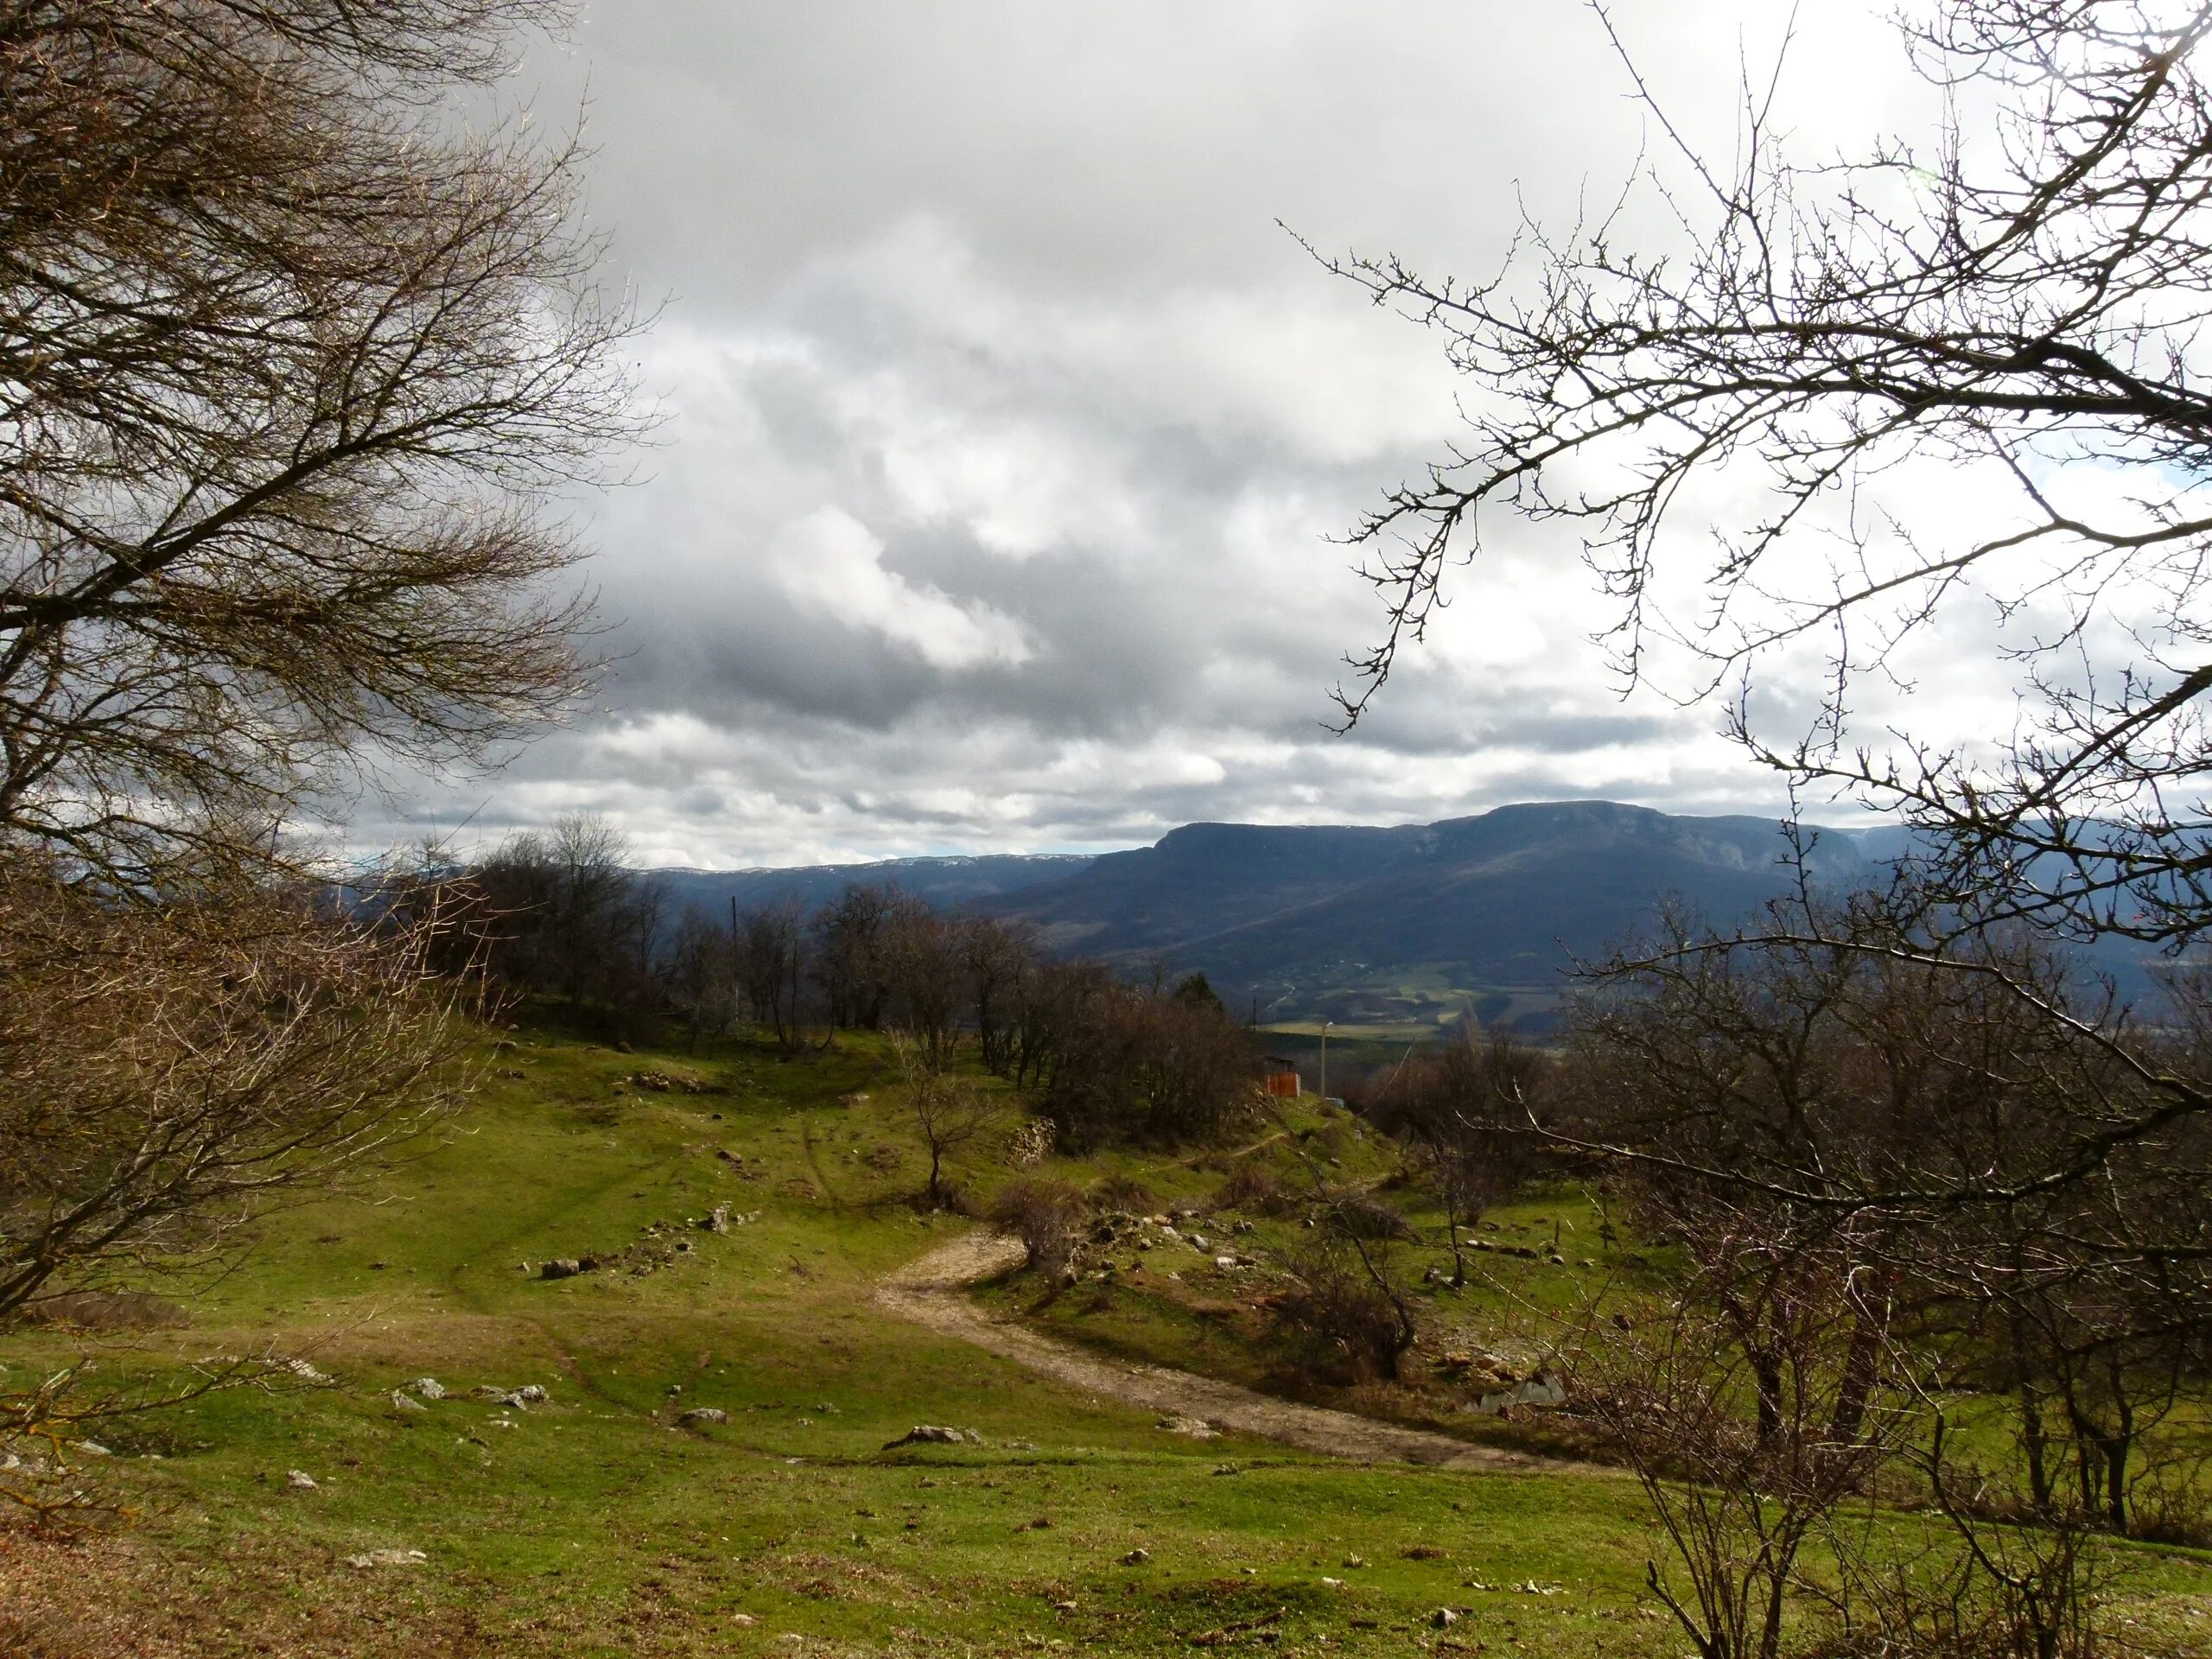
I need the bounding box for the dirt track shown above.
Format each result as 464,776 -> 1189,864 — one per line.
874,1230 -> 1570,1472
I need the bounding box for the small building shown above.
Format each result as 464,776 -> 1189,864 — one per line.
1261,1056 -> 1301,1098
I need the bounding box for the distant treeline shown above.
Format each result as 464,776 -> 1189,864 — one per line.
382,815 -> 1255,1148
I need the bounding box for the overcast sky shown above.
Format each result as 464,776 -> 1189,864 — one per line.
361,1 -> 1948,868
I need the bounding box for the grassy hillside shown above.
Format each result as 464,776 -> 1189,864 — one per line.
3,1025 -> 2208,1657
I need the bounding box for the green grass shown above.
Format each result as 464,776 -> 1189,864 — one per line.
3,1024 -> 2209,1656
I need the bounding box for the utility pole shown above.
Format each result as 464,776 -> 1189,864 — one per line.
1319,1019 -> 1332,1103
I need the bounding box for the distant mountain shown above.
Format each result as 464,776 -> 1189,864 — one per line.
649,853 -> 1094,920
645,802 -> 2164,1031
979,801 -> 1872,1029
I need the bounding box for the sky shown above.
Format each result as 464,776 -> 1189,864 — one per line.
359,0 -> 1952,869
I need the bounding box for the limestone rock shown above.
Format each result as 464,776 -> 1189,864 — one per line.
882,1424 -> 980,1447
1155,1415 -> 1217,1439
344,1548 -> 426,1569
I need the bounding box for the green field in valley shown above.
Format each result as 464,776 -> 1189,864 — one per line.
3,1024 -> 2209,1657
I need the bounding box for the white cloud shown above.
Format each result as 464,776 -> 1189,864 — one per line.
768,505 -> 1034,671
346,1 -> 2015,868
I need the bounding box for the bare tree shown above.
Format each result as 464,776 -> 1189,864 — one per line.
0,857 -> 472,1325
891,1033 -> 997,1209
964,916 -> 1034,1077
666,905 -> 742,1048
736,898 -> 809,1050
880,898 -> 965,1069
1370,1025 -> 1548,1286
0,1 -> 641,884
1563,897 -> 2212,1651
1326,3 -> 2212,962
810,883 -> 901,1030
1568,1217 -> 1912,1659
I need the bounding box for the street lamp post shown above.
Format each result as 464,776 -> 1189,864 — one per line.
1319,1020 -> 1333,1103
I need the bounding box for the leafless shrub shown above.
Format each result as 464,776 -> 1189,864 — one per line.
1323,1191 -> 1414,1243
1213,1162 -> 1287,1217
1090,1173 -> 1157,1216
1272,1233 -> 1419,1382
988,1179 -> 1087,1276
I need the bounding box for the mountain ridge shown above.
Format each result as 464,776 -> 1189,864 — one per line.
649,801 -> 1905,1027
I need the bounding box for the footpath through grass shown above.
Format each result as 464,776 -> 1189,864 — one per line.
2,1024 -> 2208,1656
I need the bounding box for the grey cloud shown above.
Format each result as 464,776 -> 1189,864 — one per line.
364,1 -> 1930,864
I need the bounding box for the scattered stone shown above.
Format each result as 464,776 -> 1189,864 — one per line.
1189,1235 -> 1211,1251
1054,1599 -> 1078,1612
1121,1548 -> 1151,1566
539,1258 -> 586,1281
344,1549 -> 426,1569
1320,1576 -> 1344,1588
390,1390 -> 428,1413
1433,1608 -> 1460,1629
678,1408 -> 728,1427
283,1357 -> 333,1385
406,1377 -> 446,1401
881,1424 -> 981,1448
74,1440 -> 111,1457
1465,1371 -> 1568,1416
469,1382 -> 549,1409
702,1205 -> 730,1235
1155,1415 -> 1217,1439
1214,1255 -> 1237,1269
1342,1554 -> 1367,1569
285,1469 -> 319,1491
1002,1439 -> 1039,1451
729,1614 -> 756,1627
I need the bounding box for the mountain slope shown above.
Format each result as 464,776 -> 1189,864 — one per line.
644,803 -> 2156,1030
651,853 -> 1093,920
984,801 -> 1876,1027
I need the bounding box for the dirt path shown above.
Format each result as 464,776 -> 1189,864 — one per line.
874,1230 -> 1573,1473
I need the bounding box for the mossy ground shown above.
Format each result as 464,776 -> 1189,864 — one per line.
2,1024 -> 2207,1656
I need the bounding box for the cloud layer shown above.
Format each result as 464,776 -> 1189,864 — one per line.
357,1 -> 1966,868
